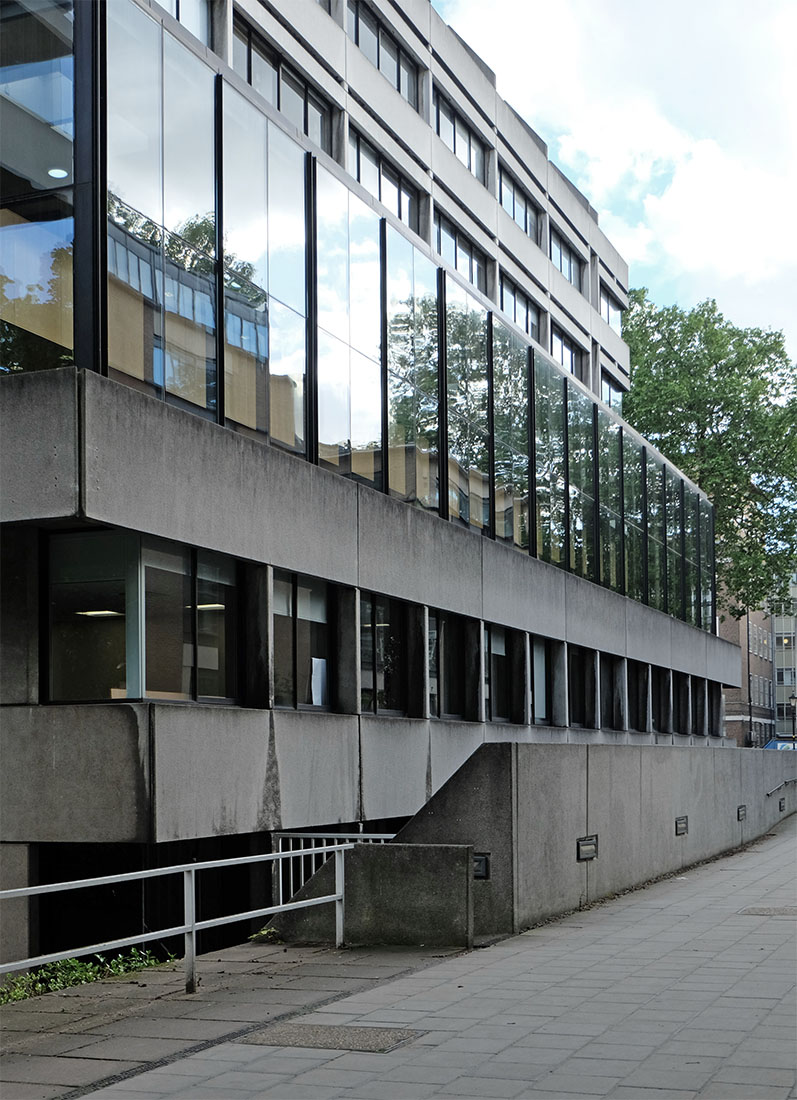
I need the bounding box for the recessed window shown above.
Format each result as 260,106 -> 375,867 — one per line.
49,531 -> 238,703
484,625 -> 509,721
232,17 -> 332,154
500,274 -> 540,343
273,571 -> 331,708
429,611 -> 468,718
433,89 -> 487,185
159,0 -> 210,45
347,1 -> 419,110
601,372 -> 624,412
434,210 -> 487,293
499,166 -> 540,247
360,593 -> 407,714
550,229 -> 582,292
551,325 -> 584,382
600,287 -> 623,333
348,129 -> 419,233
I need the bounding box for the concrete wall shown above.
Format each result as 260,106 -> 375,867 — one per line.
395,743 -> 797,936
271,843 -> 474,947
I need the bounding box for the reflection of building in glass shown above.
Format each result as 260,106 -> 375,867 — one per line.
720,610 -> 776,748
773,574 -> 797,739
1,0 -> 742,963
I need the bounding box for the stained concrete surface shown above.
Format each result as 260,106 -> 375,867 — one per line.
1,815 -> 794,1099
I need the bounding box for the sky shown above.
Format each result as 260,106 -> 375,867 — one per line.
431,0 -> 797,362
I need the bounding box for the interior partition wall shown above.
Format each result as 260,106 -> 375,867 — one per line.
0,0 -> 717,635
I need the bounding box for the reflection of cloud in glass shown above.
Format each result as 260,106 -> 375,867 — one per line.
350,351 -> 381,450
0,217 -> 72,303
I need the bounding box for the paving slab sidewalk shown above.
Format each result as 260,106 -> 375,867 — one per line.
2,815 -> 795,1100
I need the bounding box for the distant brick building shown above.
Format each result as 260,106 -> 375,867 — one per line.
721,611 -> 775,747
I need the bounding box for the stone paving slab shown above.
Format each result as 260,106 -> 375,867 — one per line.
2,816 -> 795,1100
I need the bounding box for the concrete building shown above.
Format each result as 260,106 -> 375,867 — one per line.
773,572 -> 797,740
721,610 -> 776,747
0,0 -> 740,961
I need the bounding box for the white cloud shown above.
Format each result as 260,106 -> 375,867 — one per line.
433,0 -> 797,359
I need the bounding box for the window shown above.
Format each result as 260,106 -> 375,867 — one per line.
433,89 -> 487,185
499,275 -> 540,343
484,625 -> 509,721
232,18 -> 332,154
551,326 -> 583,382
550,229 -> 582,291
531,636 -> 551,723
499,167 -> 540,246
273,571 -> 331,707
347,1 -> 418,110
360,594 -> 407,714
434,211 -> 487,293
429,611 -> 468,718
159,0 -> 210,45
49,531 -> 238,703
600,287 -> 622,333
348,130 -> 419,232
568,645 -> 595,728
601,373 -> 624,412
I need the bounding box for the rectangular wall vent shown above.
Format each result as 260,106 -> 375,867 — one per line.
576,834 -> 598,861
675,816 -> 688,836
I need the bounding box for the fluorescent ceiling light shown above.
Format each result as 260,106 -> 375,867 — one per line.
197,603 -> 225,611
76,610 -> 124,618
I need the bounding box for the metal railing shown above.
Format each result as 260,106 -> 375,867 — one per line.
274,832 -> 394,905
0,844 -> 354,994
766,777 -> 797,797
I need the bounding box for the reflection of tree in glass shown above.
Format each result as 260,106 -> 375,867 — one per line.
0,244 -> 74,373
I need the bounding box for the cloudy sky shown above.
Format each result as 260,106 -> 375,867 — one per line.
432,0 -> 797,361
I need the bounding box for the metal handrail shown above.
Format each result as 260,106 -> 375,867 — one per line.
766,777 -> 797,797
274,832 -> 394,905
0,844 -> 354,993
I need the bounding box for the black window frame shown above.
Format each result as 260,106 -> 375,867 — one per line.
273,569 -> 334,711
433,88 -> 487,186
347,0 -> 419,110
232,15 -> 333,154
348,128 -> 420,234
499,273 -> 541,343
433,210 -> 488,294
550,228 -> 582,292
498,165 -> 541,247
360,591 -> 409,716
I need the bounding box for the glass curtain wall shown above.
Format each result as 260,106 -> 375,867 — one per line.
665,467 -> 683,619
385,226 -> 439,510
699,498 -> 715,629
0,0 -> 75,372
492,318 -> 530,549
534,351 -> 566,566
567,381 -> 596,580
316,166 -> 382,486
683,491 -> 699,626
597,408 -> 622,591
222,85 -> 307,449
445,274 -> 490,532
646,452 -> 666,611
623,434 -> 645,603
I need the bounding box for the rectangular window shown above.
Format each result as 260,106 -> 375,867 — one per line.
232,17 -> 332,154
485,625 -> 509,721
274,571 -> 330,708
349,130 -> 419,233
49,532 -> 237,703
550,229 -> 582,292
551,325 -> 583,382
500,275 -> 540,343
532,636 -> 551,723
601,372 -> 624,412
433,89 -> 487,185
360,594 -> 407,714
347,1 -> 419,110
600,287 -> 623,333
434,211 -> 488,294
492,316 -> 530,550
498,167 -> 540,247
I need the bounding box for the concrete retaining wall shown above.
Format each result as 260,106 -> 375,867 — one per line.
271,843 -> 474,947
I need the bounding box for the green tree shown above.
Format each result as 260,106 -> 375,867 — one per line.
622,289 -> 797,618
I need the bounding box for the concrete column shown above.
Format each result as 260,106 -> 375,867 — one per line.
0,527 -> 39,705
551,641 -> 568,727
212,0 -> 233,66
418,66 -> 433,129
335,586 -> 360,713
0,844 -> 37,966
243,563 -> 270,708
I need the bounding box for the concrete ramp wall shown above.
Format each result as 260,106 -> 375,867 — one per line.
396,743 -> 796,936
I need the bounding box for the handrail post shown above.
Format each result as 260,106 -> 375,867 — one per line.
334,848 -> 345,948
184,868 -> 197,994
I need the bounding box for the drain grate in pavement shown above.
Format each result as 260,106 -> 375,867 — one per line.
738,906 -> 797,917
242,1023 -> 422,1052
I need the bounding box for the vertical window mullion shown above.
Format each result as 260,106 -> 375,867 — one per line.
191,548 -> 199,700
292,574 -> 299,708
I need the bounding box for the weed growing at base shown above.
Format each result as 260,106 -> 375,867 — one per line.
0,947 -> 172,1004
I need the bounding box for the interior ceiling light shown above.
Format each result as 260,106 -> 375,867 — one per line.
48,168 -> 69,179
75,610 -> 124,617
197,603 -> 225,611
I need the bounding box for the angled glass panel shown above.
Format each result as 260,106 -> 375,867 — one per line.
597,408 -> 622,591
348,193 -> 380,361
316,166 -> 349,342
268,125 -> 306,316
493,317 -> 530,549
446,275 -> 489,532
623,432 -> 645,603
350,348 -> 382,488
223,269 -> 267,432
163,32 -> 214,249
1,0 -> 74,195
646,452 -> 666,612
684,488 -> 700,627
1,191 -> 74,372
269,299 -> 305,452
567,382 -> 595,580
699,498 -> 715,631
318,329 -> 351,474
163,231 -> 216,412
534,351 -> 566,566
665,467 -> 683,618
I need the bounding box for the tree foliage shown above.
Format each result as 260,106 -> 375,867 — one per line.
622,289 -> 797,617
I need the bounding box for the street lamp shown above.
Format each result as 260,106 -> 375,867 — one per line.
789,693 -> 797,741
